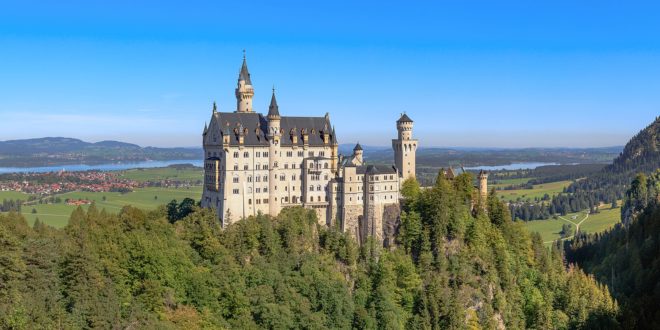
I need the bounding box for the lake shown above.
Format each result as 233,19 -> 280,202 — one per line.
464,162 -> 559,171
0,159 -> 203,174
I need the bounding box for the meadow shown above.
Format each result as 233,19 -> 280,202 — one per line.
496,180 -> 571,202
18,187 -> 202,228
523,205 -> 621,244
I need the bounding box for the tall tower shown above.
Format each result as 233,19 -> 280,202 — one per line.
352,143 -> 364,165
235,52 -> 254,113
392,113 -> 418,180
267,89 -> 282,216
477,170 -> 489,200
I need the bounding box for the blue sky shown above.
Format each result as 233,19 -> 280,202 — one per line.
0,1 -> 659,148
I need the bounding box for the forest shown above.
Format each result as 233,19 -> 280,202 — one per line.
566,170 -> 660,329
0,171 -> 618,329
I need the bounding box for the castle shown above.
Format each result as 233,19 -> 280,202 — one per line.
202,55 -> 488,245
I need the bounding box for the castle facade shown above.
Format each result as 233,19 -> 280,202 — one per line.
201,56 -> 486,245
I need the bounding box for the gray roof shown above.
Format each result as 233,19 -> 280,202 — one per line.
268,91 -> 280,118
397,113 -> 413,123
239,58 -> 252,85
353,142 -> 363,151
212,112 -> 336,147
357,164 -> 397,175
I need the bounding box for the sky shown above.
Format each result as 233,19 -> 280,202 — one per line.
0,1 -> 659,148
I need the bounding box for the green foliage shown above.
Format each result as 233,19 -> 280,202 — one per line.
0,171 -> 620,328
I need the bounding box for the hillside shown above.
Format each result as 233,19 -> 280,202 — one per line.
0,137 -> 202,167
511,116 -> 660,218
608,116 -> 660,173
566,170 -> 660,329
0,172 -> 618,328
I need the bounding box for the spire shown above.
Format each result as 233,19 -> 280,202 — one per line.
268,87 -> 280,118
212,101 -> 217,113
331,125 -> 338,144
353,142 -> 363,151
238,51 -> 252,85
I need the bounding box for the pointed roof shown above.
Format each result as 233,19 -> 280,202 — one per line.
331,125 -> 338,144
268,88 -> 280,118
353,142 -> 363,151
397,112 -> 413,123
203,121 -> 208,135
238,54 -> 252,85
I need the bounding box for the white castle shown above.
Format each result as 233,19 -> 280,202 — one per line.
202,55 -> 487,245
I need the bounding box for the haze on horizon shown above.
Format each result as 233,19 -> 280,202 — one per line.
1,1 -> 659,148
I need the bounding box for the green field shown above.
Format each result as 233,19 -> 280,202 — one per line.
9,186 -> 202,228
491,177 -> 533,189
496,180 -> 571,202
119,167 -> 203,182
523,206 -> 621,244
0,190 -> 32,200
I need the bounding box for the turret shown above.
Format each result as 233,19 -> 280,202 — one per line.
477,170 -> 489,200
392,112 -> 418,180
267,88 -> 281,216
353,142 -> 364,165
235,52 -> 254,113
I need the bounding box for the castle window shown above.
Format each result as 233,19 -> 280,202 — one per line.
308,151 -> 314,157
292,175 -> 296,181
263,199 -> 268,204
285,196 -> 289,202
256,199 -> 260,204
298,151 -> 304,157
284,164 -> 289,169
256,152 -> 260,157
292,186 -> 296,191
309,185 -> 314,191
324,175 -> 328,180
317,185 -> 321,191
233,152 -> 239,158
255,188 -> 260,193
287,151 -> 293,157
292,163 -> 296,169
317,196 -> 321,202
233,177 -> 239,183
248,199 -> 252,205
263,187 -> 268,193
233,189 -> 239,194
264,152 -> 269,157
324,163 -> 328,169
247,176 -> 252,182
280,175 -> 285,181
207,152 -> 211,157
263,164 -> 268,170
263,175 -> 268,182
320,151 -> 325,157
244,165 -> 248,170
244,152 -> 249,158
256,164 -> 261,170
310,197 -> 314,202
255,176 -> 260,182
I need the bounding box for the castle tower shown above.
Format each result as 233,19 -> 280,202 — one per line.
477,170 -> 489,200
352,143 -> 364,165
267,88 -> 282,216
392,113 -> 418,180
235,52 -> 254,113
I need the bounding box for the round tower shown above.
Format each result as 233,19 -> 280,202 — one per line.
267,89 -> 281,216
392,113 -> 418,180
353,142 -> 364,165
478,170 -> 489,200
235,52 -> 254,113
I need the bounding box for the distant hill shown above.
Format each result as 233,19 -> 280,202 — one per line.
0,137 -> 202,167
608,116 -> 660,173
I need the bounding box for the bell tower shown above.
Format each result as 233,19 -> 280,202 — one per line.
392,113 -> 418,180
235,51 -> 254,113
